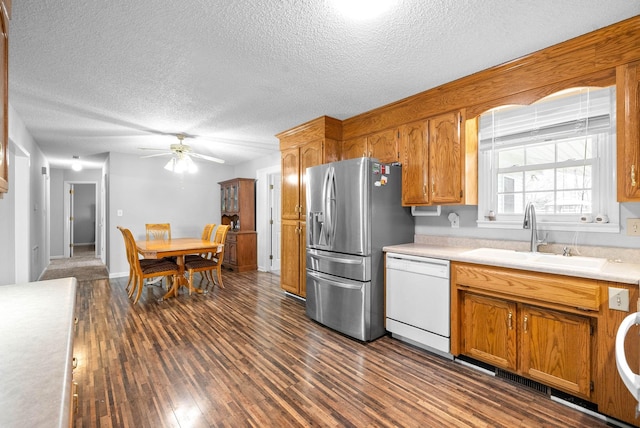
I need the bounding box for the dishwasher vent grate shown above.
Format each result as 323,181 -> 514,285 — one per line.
495,368 -> 550,395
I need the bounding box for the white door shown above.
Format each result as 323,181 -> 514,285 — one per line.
269,172 -> 281,273
63,183 -> 75,258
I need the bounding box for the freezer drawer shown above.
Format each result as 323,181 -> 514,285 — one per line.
306,270 -> 371,341
306,249 -> 370,282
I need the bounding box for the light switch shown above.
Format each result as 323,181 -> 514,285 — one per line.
627,218 -> 640,236
117,209 -> 123,217
609,287 -> 629,312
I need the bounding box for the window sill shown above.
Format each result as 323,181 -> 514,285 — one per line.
477,220 -> 620,233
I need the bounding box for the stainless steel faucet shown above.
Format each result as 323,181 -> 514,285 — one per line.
523,202 -> 547,252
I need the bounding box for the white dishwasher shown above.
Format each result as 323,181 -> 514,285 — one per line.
385,252 -> 451,357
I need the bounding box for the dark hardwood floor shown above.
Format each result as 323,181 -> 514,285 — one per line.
73,271 -> 610,427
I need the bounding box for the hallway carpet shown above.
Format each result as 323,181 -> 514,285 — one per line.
41,248 -> 108,281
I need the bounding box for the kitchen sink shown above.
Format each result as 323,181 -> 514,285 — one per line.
461,248 -> 608,271
532,254 -> 607,271
461,248 -> 538,261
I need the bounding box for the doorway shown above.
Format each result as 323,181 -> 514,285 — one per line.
256,165 -> 281,273
64,181 -> 98,258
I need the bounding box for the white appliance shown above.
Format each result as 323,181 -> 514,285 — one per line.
616,311 -> 640,417
385,252 -> 451,357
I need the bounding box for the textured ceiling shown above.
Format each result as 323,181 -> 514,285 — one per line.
8,1 -> 640,169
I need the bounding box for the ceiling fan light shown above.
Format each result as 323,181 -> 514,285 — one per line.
164,157 -> 176,172
164,154 -> 198,174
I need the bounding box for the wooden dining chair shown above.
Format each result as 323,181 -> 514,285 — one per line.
185,225 -> 230,291
184,223 -> 216,264
145,223 -> 171,241
118,226 -> 179,303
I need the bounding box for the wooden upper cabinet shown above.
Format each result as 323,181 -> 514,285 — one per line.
617,61 -> 640,201
281,147 -> 300,220
299,139 -> 324,221
429,111 -> 462,204
400,120 -> 429,205
342,130 -> 399,163
368,128 -> 399,163
342,136 -> 367,160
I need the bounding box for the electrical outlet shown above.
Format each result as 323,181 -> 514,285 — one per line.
609,287 -> 630,312
627,218 -> 640,236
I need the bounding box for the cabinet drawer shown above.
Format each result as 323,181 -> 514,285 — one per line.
225,233 -> 237,243
453,263 -> 600,311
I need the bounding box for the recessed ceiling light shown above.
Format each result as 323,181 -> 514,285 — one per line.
331,0 -> 397,20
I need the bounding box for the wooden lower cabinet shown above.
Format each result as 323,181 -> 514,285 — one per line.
461,293 -> 591,397
280,220 -> 305,296
521,304 -> 592,397
222,231 -> 257,272
462,293 -> 517,371
453,262 -> 640,426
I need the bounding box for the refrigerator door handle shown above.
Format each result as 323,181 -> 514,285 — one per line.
308,250 -> 362,265
322,166 -> 336,247
307,270 -> 363,290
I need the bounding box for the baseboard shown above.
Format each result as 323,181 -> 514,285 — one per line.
109,271 -> 129,279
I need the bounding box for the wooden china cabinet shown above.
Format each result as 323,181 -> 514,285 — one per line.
219,178 -> 257,272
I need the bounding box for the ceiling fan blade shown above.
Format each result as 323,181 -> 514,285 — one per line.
138,147 -> 168,151
190,153 -> 225,164
140,152 -> 172,159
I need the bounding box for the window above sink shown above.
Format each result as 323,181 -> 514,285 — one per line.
476,86 -> 619,233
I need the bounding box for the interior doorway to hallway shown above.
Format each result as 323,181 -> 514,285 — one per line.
64,181 -> 98,259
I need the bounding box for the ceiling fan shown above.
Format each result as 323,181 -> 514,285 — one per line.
139,134 -> 225,173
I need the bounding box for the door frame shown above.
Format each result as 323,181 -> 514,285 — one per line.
63,180 -> 98,258
256,165 -> 281,272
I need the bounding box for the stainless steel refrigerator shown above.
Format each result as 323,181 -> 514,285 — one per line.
305,157 -> 414,341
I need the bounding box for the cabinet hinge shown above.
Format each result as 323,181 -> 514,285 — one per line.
69,189 -> 74,195
269,219 -> 274,225
460,190 -> 463,198
269,254 -> 273,260
590,324 -> 595,336
590,381 -> 594,392
269,184 -> 274,190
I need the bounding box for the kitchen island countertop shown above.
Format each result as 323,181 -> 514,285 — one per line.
0,277 -> 77,428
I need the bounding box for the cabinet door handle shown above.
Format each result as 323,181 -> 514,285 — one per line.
523,315 -> 528,333
508,312 -> 513,330
432,182 -> 435,195
423,185 -> 427,196
632,165 -> 637,187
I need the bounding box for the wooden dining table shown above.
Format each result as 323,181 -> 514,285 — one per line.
135,237 -> 223,300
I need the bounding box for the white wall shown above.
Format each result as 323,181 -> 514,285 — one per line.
0,105 -> 50,285
415,203 -> 640,249
0,143 -> 16,285
49,168 -> 64,257
106,152 -> 235,277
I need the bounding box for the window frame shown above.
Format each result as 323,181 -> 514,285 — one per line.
477,86 -> 619,233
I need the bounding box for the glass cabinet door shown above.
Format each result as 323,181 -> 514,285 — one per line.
232,183 -> 238,211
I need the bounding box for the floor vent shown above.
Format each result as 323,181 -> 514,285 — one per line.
495,368 -> 550,395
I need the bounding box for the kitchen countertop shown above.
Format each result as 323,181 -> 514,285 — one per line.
0,277 -> 77,428
383,243 -> 640,285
